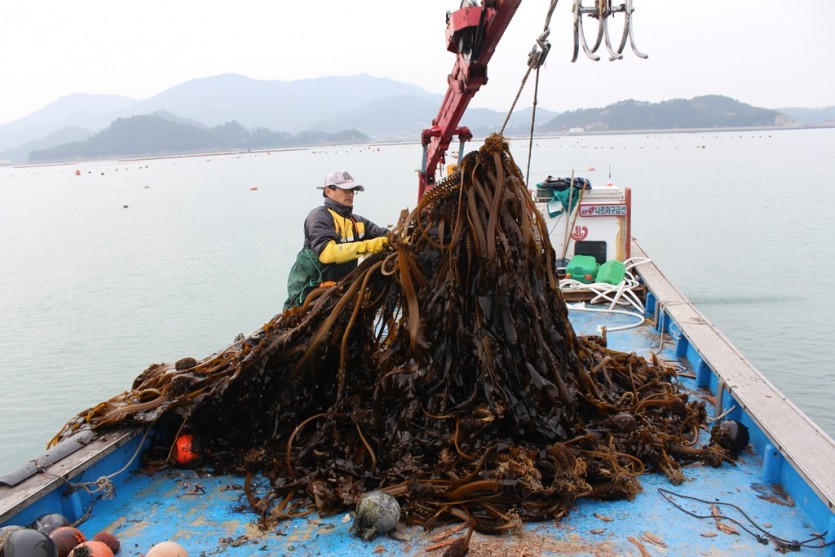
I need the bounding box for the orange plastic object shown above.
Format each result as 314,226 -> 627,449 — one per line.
174,434 -> 198,464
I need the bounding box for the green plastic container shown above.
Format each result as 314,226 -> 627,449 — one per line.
565,255 -> 599,284
597,260 -> 626,285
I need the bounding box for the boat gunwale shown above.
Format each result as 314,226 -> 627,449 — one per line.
0,427 -> 140,524
631,238 -> 835,513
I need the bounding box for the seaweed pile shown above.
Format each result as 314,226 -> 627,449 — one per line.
53,134 -> 730,532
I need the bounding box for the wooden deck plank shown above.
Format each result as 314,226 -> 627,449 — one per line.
631,239 -> 835,511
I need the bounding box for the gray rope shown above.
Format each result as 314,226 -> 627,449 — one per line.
499,0 -> 560,181
524,68 -> 542,189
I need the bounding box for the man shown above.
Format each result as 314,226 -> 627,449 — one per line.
283,171 -> 389,310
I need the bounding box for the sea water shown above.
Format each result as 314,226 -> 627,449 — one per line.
1,129 -> 833,475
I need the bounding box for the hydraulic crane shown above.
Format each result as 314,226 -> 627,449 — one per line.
418,0 -> 646,199
418,0 -> 522,199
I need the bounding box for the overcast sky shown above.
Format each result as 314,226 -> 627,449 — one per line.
2,1 -> 833,126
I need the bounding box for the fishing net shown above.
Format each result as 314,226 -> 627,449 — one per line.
53,134 -> 730,532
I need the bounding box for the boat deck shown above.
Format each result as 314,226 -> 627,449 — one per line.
41,308 -> 830,556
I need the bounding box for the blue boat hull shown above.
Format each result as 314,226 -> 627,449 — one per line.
3,240 -> 834,556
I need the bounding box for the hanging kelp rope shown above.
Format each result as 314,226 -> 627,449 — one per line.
52,134 -> 732,534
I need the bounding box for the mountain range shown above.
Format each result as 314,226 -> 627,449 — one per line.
1,73 -> 832,164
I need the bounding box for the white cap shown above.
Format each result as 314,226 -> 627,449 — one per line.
320,170 -> 365,191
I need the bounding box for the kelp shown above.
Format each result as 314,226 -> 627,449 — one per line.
53,134 -> 730,532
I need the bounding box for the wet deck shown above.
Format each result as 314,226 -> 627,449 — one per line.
73,462 -> 819,556
61,308 -> 830,556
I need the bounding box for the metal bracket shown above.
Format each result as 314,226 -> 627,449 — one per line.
572,0 -> 648,62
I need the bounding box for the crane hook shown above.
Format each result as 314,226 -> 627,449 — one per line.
572,0 -> 648,62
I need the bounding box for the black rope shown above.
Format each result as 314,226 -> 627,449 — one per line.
658,488 -> 834,552
499,67 -> 532,136
524,68 -> 542,190
499,0 -> 558,138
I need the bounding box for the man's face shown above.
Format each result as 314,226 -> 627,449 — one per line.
325,186 -> 359,208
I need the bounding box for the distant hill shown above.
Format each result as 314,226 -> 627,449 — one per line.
0,74 -> 439,158
125,74 -> 439,132
542,95 -> 791,132
27,113 -> 369,163
310,94 -> 559,139
0,73 -> 563,163
778,106 -> 835,126
1,73 -> 824,164
0,126 -> 93,164
0,93 -> 136,154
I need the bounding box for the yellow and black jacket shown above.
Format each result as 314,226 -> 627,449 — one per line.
284,199 -> 387,310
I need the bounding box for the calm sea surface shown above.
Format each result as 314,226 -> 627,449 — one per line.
1,128 -> 833,475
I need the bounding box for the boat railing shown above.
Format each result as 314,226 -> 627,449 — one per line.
631,239 -> 835,530
0,428 -> 144,525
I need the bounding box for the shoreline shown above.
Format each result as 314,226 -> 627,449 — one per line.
4,125 -> 833,169
516,123 -> 835,138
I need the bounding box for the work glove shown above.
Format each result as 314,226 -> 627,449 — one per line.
320,236 -> 389,264
364,235 -> 388,254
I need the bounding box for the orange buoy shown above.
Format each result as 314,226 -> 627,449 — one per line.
75,170 -> 81,176
68,540 -> 114,557
174,434 -> 198,464
92,532 -> 120,555
49,526 -> 86,557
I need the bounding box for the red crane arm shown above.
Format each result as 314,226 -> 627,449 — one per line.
419,0 -> 523,198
